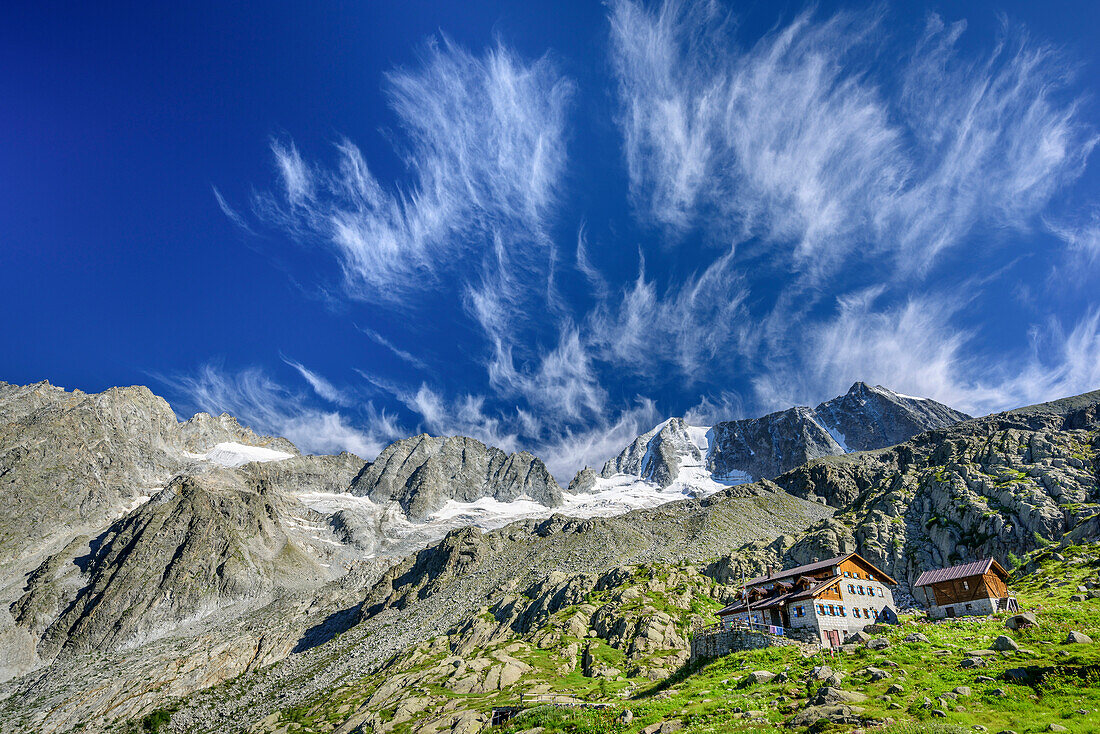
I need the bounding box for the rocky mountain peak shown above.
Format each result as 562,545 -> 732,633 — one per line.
597,382 -> 971,492
599,418 -> 708,488
350,434 -> 562,520
813,382 -> 970,453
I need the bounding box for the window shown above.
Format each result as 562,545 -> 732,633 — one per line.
858,586 -> 865,595
795,606 -> 805,617
848,584 -> 855,593
827,604 -> 835,616
965,603 -> 973,611
864,608 -> 870,618
817,604 -> 824,615
962,580 -> 969,590
853,608 -> 861,618
840,606 -> 847,617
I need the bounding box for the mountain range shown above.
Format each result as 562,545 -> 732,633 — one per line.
0,377 -> 1096,733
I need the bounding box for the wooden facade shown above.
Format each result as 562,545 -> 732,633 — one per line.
926,569 -> 1007,606
914,559 -> 1015,619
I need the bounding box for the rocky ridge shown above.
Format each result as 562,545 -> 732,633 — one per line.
350,434 -> 562,520
596,382 -> 969,490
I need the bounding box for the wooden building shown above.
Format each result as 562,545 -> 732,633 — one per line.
913,559 -> 1017,619
716,553 -> 897,648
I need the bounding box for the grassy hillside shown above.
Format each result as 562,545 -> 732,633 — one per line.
161,542 -> 1100,734
499,544 -> 1100,734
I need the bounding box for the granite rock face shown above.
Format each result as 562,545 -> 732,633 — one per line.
600,418 -> 704,488
0,381 -> 306,575
813,382 -> 970,452
350,435 -> 562,519
707,405 -> 842,481
11,469 -> 334,665
598,383 -> 969,488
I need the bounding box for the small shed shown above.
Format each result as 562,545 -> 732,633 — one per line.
913,559 -> 1017,619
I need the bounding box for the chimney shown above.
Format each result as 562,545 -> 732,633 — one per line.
766,564 -> 774,578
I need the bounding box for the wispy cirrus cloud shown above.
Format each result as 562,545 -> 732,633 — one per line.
282,357 -> 355,406
197,5 -> 1097,484
248,37 -> 573,305
753,291 -> 1100,418
610,1 -> 1094,276
164,364 -> 403,460
586,248 -> 750,379
357,326 -> 430,372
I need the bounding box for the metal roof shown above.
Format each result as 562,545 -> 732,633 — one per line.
913,559 -> 1007,587
743,552 -> 898,587
744,554 -> 852,586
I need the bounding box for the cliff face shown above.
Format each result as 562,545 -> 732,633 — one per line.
350,434 -> 563,519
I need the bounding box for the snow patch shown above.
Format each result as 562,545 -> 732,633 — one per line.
892,392 -> 927,401
202,442 -> 294,468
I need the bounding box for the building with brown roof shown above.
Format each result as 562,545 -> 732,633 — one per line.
716,553 -> 897,648
913,559 -> 1017,619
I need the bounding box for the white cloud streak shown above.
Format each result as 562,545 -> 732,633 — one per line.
358,327 -> 430,372
251,38 -> 573,305
753,291 -> 1100,418
610,2 -> 1094,276
282,357 -> 355,406
165,364 -> 402,460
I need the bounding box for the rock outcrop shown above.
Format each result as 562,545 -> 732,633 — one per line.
350,435 -> 562,519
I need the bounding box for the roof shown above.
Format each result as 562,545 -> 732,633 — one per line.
744,552 -> 898,587
913,559 -> 1008,587
744,554 -> 851,586
717,576 -> 843,616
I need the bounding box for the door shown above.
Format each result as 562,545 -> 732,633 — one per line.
945,606 -> 956,618
826,629 -> 841,647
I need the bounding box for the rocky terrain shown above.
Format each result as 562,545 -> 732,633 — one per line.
0,379 -> 1096,734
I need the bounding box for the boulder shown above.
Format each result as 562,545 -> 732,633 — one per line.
747,670 -> 776,685
1065,631 -> 1093,644
960,657 -> 987,668
862,667 -> 891,682
788,704 -> 864,727
812,687 -> 868,705
846,631 -> 872,644
867,638 -> 890,650
904,632 -> 931,644
954,686 -> 972,696
1004,613 -> 1037,630
808,665 -> 833,681
991,636 -> 1019,652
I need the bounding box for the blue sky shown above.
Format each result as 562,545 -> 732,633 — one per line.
3,1 -> 1098,481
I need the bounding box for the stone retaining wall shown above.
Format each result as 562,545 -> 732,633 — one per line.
690,628 -> 805,661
